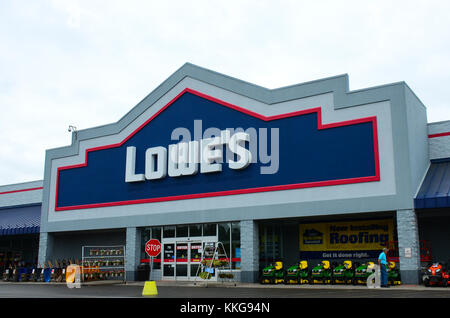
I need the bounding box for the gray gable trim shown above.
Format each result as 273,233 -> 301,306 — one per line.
41,62 -> 425,232
46,62 -> 407,159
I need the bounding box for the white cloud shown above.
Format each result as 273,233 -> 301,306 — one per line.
50,0 -> 81,28
0,0 -> 449,184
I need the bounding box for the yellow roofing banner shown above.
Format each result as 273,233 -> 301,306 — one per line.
299,219 -> 394,252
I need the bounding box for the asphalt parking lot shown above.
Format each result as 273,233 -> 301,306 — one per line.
0,281 -> 449,298
0,281 -> 447,316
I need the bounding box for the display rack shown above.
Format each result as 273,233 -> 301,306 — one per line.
195,241 -> 235,285
81,245 -> 126,282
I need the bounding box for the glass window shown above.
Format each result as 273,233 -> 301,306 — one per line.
163,243 -> 175,277
163,226 -> 175,238
140,228 -> 151,261
203,223 -> 217,237
231,222 -> 241,269
140,227 -> 162,269
218,223 -> 230,241
176,243 -> 188,261
218,223 -> 231,260
151,227 -> 162,269
163,264 -> 175,277
258,223 -> 283,270
176,225 -> 188,238
189,224 -> 202,237
151,227 -> 162,241
176,264 -> 188,277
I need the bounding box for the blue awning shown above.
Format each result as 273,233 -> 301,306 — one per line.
0,205 -> 41,236
415,161 -> 450,209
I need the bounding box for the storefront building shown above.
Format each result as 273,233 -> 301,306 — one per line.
1,63 -> 450,284
0,181 -> 42,268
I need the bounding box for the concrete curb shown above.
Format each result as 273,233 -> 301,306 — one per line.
1,280 -> 449,291
0,280 -> 124,286
124,281 -> 450,291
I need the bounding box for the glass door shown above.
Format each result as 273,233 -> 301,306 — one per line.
175,242 -> 188,279
175,241 -> 203,280
162,243 -> 175,278
189,242 -> 202,280
161,235 -> 218,281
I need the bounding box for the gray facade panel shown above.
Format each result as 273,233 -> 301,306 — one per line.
0,180 -> 43,208
125,227 -> 141,281
428,121 -> 450,160
405,86 -> 429,196
240,220 -> 259,283
429,136 -> 450,160
428,120 -> 450,135
50,230 -> 125,261
38,232 -> 53,266
42,195 -> 408,233
396,209 -> 421,284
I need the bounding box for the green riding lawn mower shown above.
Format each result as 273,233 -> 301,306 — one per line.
260,261 -> 285,284
387,261 -> 402,285
353,261 -> 402,285
353,262 -> 376,285
331,260 -> 354,284
260,259 -> 402,285
311,260 -> 333,284
285,261 -> 310,284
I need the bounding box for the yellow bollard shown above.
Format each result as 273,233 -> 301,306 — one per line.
142,281 -> 158,296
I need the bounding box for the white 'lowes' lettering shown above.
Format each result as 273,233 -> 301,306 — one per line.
125,130 -> 251,183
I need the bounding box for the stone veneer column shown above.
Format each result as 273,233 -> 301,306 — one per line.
125,227 -> 142,281
396,209 -> 421,284
38,232 -> 54,267
240,220 -> 259,283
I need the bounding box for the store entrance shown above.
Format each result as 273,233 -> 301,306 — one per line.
162,238 -> 217,281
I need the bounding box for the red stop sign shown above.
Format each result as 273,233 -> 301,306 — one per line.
145,239 -> 161,257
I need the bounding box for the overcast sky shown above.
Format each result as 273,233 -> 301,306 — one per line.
1,0 -> 449,185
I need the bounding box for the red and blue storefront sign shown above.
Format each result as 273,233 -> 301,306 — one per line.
55,88 -> 379,211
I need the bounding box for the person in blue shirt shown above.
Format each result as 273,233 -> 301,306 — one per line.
378,248 -> 389,288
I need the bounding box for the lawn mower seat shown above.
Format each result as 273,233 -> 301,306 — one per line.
344,260 -> 352,269
322,261 -> 330,269
275,262 -> 283,270
389,261 -> 396,269
299,261 -> 308,269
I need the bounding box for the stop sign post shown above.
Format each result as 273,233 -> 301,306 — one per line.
145,239 -> 161,280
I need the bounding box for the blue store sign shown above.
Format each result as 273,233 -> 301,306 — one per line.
55,88 -> 380,211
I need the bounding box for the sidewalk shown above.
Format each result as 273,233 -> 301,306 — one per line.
0,280 -> 123,286
125,280 -> 449,291
2,279 -> 448,291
